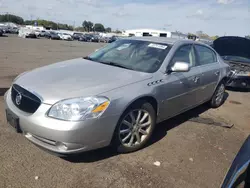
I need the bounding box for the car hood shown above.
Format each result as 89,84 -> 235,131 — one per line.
213,36 -> 250,60
14,58 -> 152,104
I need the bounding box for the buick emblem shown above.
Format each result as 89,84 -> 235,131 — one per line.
15,92 -> 22,106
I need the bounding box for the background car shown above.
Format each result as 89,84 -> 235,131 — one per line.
212,36 -> 250,89
221,135 -> 250,188
58,33 -> 73,41
45,31 -> 61,40
108,36 -> 119,43
72,33 -> 83,40
99,36 -> 109,43
38,30 -> 47,37
0,28 -> 3,36
85,34 -> 99,42
78,35 -> 87,42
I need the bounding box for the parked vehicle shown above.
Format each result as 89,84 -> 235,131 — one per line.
18,28 -> 37,38
8,27 -> 19,34
108,36 -> 119,43
58,33 -> 73,41
99,36 -> 109,43
38,30 -> 47,37
45,31 -> 61,40
0,29 -> 3,36
85,34 -> 99,42
221,135 -> 250,188
4,37 -> 229,155
72,32 -> 83,40
78,35 -> 87,42
212,36 -> 250,89
34,30 -> 41,37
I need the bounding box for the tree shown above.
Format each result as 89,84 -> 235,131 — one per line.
93,23 -> 105,32
0,14 -> 24,25
105,27 -> 112,33
82,20 -> 94,32
114,29 -> 122,34
82,20 -> 88,31
24,19 -> 73,30
87,21 -> 94,32
211,35 -> 219,40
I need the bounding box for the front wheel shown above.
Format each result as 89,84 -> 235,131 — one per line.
209,81 -> 226,108
112,102 -> 156,153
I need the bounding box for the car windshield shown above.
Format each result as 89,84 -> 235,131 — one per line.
87,39 -> 170,73
222,56 -> 250,64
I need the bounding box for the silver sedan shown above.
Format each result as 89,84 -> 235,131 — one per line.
4,37 -> 230,155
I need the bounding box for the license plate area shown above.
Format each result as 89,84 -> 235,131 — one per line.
6,109 -> 22,133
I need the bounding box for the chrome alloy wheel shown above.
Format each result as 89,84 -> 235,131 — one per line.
215,84 -> 225,105
119,109 -> 152,147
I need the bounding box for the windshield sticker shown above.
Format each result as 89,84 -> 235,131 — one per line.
148,43 -> 168,49
116,43 -> 131,50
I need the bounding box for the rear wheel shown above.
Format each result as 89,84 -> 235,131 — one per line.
112,101 -> 156,153
209,81 -> 226,108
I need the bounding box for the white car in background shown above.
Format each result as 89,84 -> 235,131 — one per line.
58,33 -> 73,41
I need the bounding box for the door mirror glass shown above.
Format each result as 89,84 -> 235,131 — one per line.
171,61 -> 190,72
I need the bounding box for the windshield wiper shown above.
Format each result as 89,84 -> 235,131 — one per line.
98,61 -> 133,70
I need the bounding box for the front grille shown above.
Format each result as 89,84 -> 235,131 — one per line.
11,84 -> 41,113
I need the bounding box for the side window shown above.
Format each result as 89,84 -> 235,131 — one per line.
171,45 -> 196,67
195,45 -> 217,65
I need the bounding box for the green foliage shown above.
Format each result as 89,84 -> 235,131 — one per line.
93,23 -> 105,32
105,27 -> 112,32
82,20 -> 94,32
0,14 -> 24,25
75,27 -> 86,32
211,35 -> 220,40
24,19 -> 73,30
114,30 -> 122,34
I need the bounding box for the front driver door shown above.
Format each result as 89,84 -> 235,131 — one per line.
158,44 -> 203,120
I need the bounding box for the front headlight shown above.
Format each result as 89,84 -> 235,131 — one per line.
47,96 -> 110,121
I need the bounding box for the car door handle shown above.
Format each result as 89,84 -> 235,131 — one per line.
193,76 -> 200,83
215,71 -> 220,76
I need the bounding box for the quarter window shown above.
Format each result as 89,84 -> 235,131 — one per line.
171,45 -> 196,67
195,45 -> 217,65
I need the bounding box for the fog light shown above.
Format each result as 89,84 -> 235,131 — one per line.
56,142 -> 68,151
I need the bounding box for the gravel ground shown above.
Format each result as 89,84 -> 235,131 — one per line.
0,35 -> 249,188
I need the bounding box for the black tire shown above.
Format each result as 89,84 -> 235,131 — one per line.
209,81 -> 226,108
112,101 -> 156,153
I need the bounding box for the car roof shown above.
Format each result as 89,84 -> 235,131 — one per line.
124,37 -> 214,49
126,37 -> 189,45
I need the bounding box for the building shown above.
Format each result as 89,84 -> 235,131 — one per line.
122,29 -> 188,39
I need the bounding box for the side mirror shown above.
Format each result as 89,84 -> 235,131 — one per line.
170,61 -> 190,72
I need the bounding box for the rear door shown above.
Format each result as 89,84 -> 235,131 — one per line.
194,44 -> 220,101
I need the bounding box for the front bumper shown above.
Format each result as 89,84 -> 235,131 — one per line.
226,75 -> 250,89
4,90 -> 119,155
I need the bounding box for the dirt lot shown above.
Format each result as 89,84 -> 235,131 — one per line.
0,35 -> 249,188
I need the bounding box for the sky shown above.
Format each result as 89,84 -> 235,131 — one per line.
0,0 -> 249,36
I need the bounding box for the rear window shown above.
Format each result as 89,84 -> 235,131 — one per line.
195,45 -> 217,65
